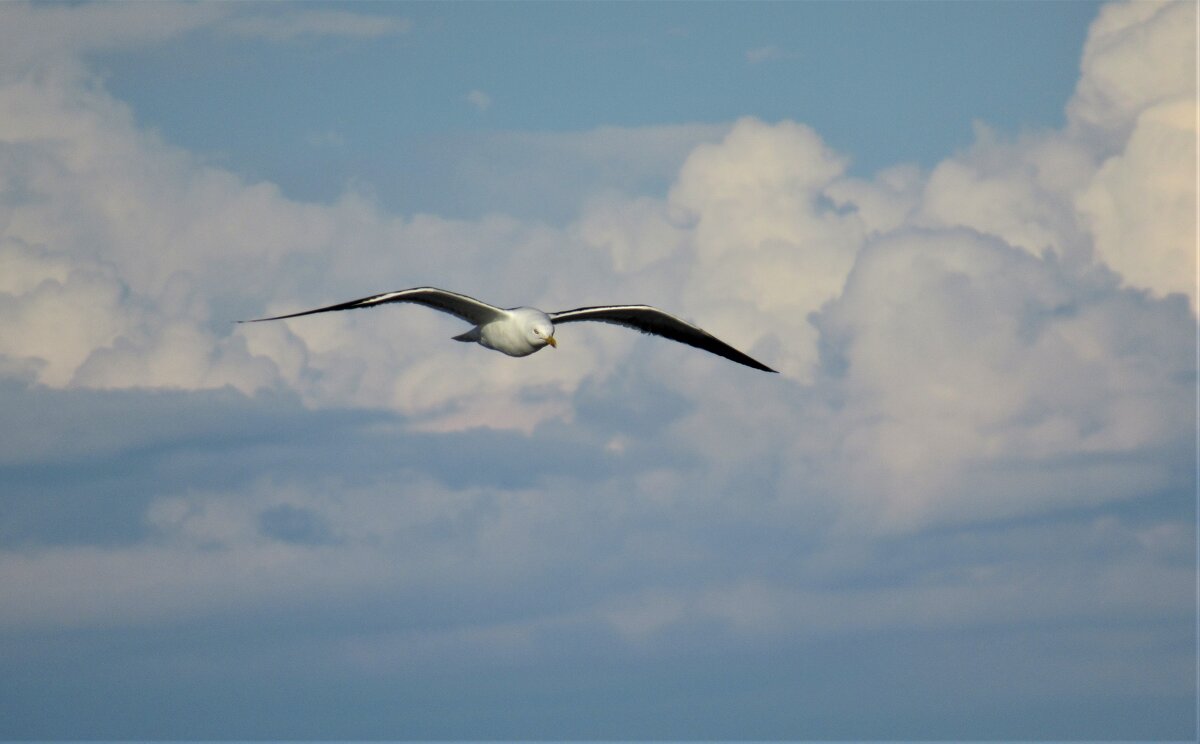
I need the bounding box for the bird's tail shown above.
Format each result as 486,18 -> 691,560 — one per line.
452,327 -> 480,343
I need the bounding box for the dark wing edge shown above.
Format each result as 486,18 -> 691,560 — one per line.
549,305 -> 778,373
237,287 -> 506,326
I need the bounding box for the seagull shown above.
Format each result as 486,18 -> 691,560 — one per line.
239,286 -> 776,373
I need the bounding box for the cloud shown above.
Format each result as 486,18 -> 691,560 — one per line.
0,3 -> 410,74
1067,0 -> 1196,146
807,227 -> 1194,532
0,1 -> 225,71
903,3 -> 1197,310
223,10 -> 412,42
1065,0 -> 1196,306
465,89 -> 492,111
663,117 -> 859,381
745,45 -> 789,64
1076,97 -> 1197,304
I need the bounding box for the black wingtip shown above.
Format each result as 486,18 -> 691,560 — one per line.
744,358 -> 779,373
713,343 -> 777,373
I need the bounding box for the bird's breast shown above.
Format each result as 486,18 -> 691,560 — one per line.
478,320 -> 539,357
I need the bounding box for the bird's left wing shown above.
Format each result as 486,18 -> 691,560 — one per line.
238,287 -> 506,326
549,305 -> 777,373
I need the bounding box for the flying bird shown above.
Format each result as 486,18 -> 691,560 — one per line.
239,286 -> 776,373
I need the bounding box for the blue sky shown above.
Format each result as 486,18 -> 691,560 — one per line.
95,1 -> 1099,217
0,1 -> 1196,740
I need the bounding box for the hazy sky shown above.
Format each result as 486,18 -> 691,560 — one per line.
0,0 -> 1195,739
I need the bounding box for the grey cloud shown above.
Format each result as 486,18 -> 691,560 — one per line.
1,575 -> 1191,738
257,504 -> 337,546
570,362 -> 693,437
0,382 -> 359,546
0,376 -> 695,549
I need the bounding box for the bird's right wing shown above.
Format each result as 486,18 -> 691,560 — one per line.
550,304 -> 777,373
238,287 -> 507,326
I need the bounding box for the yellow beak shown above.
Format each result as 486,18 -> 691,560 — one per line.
546,335 -> 557,348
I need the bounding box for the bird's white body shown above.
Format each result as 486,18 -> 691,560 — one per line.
474,307 -> 555,357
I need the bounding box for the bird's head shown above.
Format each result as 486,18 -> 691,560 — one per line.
529,319 -> 557,349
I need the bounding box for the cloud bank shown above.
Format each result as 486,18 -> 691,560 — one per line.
0,1 -> 1194,739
